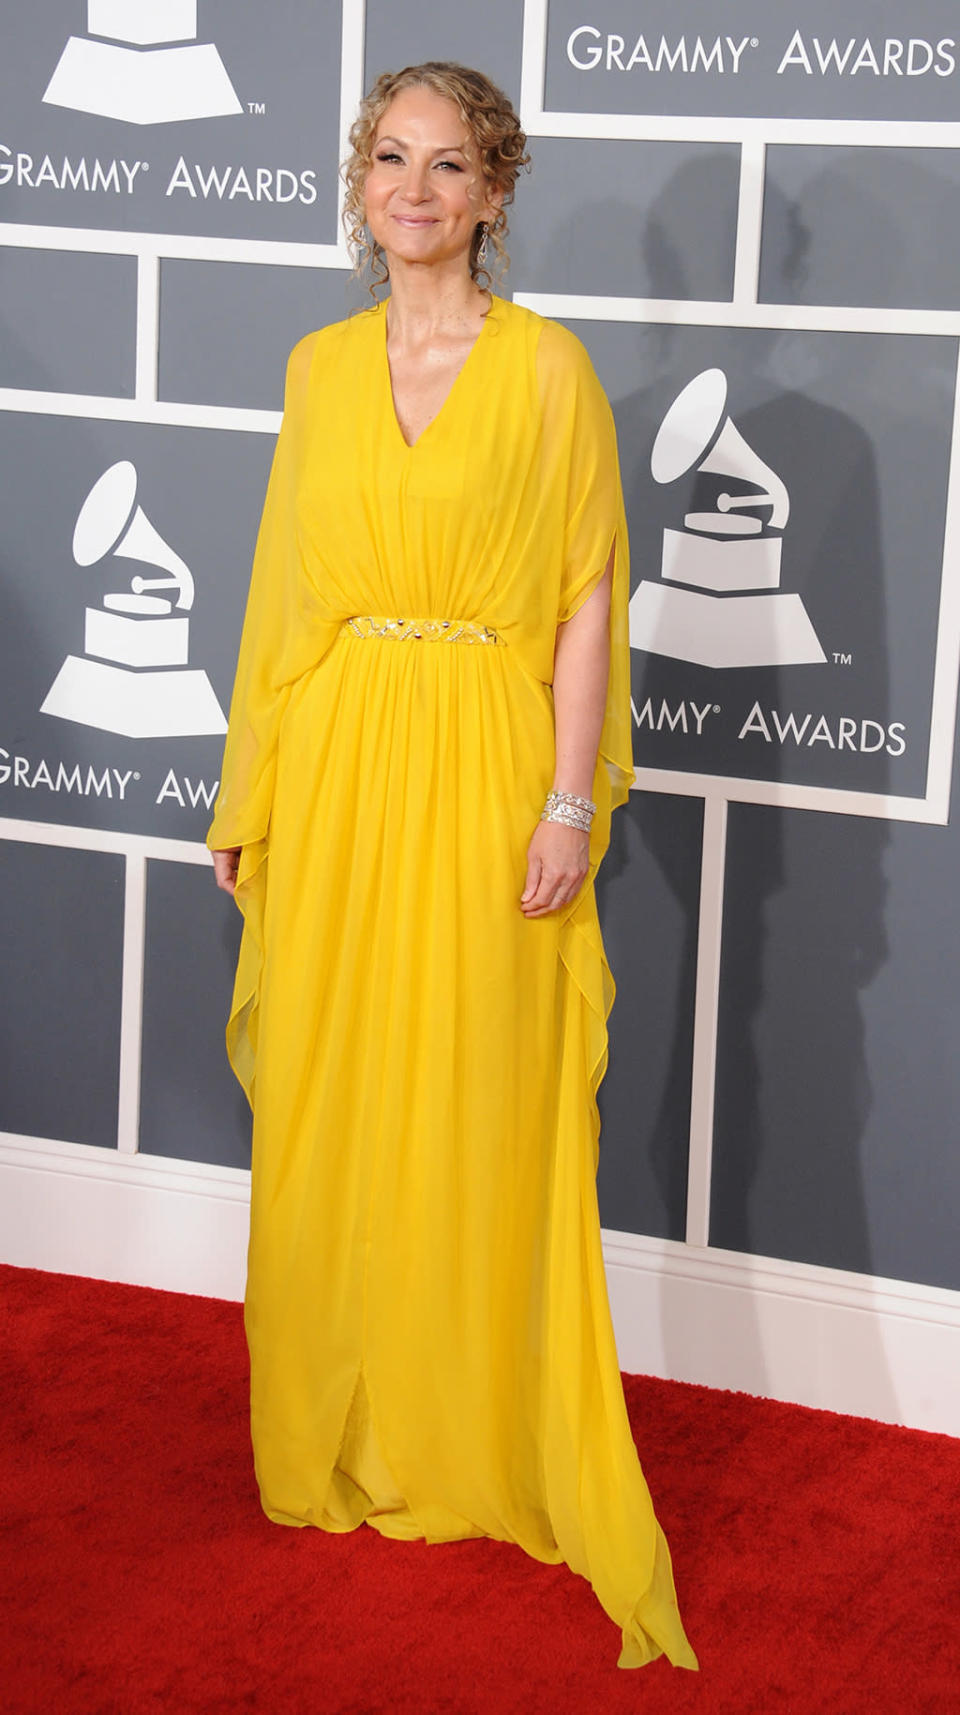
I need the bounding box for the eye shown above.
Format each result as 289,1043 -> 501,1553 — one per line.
375,150 -> 402,165
435,159 -> 464,172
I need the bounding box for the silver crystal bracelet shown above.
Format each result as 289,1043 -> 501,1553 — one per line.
541,790 -> 596,832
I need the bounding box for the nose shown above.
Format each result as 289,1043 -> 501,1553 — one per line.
399,161 -> 431,203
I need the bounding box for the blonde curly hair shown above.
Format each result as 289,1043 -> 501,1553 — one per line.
342,62 -> 529,297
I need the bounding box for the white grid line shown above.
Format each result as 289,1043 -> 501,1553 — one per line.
732,139 -> 765,305
135,252 -> 160,404
524,112 -> 960,149
685,797 -> 727,1246
923,348 -> 960,818
514,294 -> 960,337
0,387 -> 280,434
0,816 -> 211,864
117,854 -> 147,1154
631,768 -> 950,825
1,225 -> 351,268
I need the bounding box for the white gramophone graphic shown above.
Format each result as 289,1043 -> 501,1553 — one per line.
43,1 -> 242,126
629,369 -> 826,669
41,460 -> 227,739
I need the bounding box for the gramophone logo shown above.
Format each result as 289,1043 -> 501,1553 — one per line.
43,1 -> 242,126
41,460 -> 227,739
630,369 -> 826,670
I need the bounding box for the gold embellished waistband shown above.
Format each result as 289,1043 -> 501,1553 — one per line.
343,616 -> 504,645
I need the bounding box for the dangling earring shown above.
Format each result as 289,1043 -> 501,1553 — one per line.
477,222 -> 489,268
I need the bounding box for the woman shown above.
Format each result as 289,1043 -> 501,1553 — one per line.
209,62 -> 697,1672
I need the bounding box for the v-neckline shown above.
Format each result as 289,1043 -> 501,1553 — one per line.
382,295 -> 498,453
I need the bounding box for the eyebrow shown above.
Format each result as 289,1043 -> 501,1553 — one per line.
375,135 -> 468,153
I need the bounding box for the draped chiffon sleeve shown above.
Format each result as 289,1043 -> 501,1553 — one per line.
536,321 -> 636,1137
205,331 -> 338,1101
536,318 -> 635,822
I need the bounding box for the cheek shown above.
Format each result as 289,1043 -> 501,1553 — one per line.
458,182 -> 486,218
472,179 -> 497,217
364,163 -> 394,201
363,182 -> 394,227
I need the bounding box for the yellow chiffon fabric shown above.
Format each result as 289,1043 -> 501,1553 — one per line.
207,296 -> 698,1671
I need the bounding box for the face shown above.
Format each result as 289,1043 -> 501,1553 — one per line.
364,85 -> 501,273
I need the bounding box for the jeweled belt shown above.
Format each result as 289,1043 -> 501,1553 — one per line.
343,616 -> 504,645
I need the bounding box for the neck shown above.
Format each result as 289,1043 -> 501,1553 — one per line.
384,257 -> 488,343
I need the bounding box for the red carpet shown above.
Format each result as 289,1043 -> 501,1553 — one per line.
1,1263 -> 958,1713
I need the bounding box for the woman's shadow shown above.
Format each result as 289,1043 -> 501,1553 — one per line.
532,158 -> 901,1418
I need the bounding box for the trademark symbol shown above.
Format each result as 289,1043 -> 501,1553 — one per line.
248,100 -> 266,115
833,652 -> 853,666
713,704 -> 721,714
751,37 -> 759,48
133,772 -> 141,781
141,162 -> 149,171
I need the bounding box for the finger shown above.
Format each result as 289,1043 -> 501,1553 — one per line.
524,895 -> 564,917
520,852 -> 542,905
533,870 -> 584,915
532,867 -> 562,907
523,870 -> 562,915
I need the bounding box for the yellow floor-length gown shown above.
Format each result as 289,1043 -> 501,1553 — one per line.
207,295 -> 698,1671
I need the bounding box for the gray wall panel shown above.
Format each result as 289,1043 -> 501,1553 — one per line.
509,141 -> 738,301
363,0 -> 523,100
139,861 -> 250,1168
762,148 -> 960,311
712,740 -> 960,1292
0,413 -> 273,844
571,318 -> 954,801
158,261 -> 361,411
0,247 -> 136,396
0,841 -> 123,1147
545,2 -> 960,123
712,801 -> 883,1275
597,793 -> 703,1241
1,2 -> 344,246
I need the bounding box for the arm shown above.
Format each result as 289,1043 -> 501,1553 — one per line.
520,544 -> 614,918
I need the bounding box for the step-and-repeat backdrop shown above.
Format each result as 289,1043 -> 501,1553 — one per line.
3,1 -> 960,1294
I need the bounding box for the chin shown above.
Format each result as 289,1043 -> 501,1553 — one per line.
389,243 -> 459,270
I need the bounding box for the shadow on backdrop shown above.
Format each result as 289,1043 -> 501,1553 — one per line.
587,160 -> 898,1416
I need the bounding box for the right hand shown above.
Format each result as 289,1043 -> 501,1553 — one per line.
520,819 -> 590,917
212,847 -> 241,895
